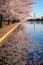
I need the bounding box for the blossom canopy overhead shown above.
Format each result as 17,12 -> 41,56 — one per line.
0,0 -> 34,21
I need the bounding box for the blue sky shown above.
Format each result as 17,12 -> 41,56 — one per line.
32,0 -> 43,18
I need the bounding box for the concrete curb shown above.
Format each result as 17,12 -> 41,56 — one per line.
0,22 -> 21,43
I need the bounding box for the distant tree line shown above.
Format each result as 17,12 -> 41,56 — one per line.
27,18 -> 43,21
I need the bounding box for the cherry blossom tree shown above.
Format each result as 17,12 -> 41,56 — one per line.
0,0 -> 34,21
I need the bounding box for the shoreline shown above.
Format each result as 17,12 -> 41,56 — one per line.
0,22 -> 43,65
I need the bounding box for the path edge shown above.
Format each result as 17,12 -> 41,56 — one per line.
0,22 -> 21,43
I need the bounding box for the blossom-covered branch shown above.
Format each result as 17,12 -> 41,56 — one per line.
0,0 -> 34,21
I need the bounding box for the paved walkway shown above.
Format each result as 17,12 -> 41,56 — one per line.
0,22 -> 21,43
0,22 -> 18,38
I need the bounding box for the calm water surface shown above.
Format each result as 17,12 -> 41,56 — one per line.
25,21 -> 43,65
26,21 -> 43,44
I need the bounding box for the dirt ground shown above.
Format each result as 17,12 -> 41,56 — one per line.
0,22 -> 17,38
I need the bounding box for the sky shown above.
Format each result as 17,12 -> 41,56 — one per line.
31,0 -> 43,18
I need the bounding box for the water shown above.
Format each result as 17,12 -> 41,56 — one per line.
25,21 -> 43,65
26,21 -> 43,44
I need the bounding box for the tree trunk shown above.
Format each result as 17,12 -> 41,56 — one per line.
0,15 -> 3,28
7,20 -> 9,25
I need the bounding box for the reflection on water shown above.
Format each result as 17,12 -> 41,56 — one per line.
25,21 -> 43,65
27,51 -> 43,65
26,21 -> 43,43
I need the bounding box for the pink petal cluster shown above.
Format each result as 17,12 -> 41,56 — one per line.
0,0 -> 34,21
